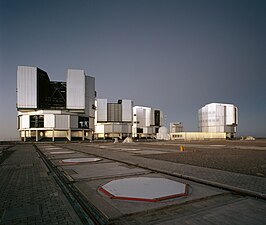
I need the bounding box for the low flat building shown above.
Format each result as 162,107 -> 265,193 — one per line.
170,132 -> 226,141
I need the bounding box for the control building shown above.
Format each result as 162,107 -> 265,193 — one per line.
198,103 -> 238,138
132,106 -> 164,139
94,99 -> 133,139
17,66 -> 96,141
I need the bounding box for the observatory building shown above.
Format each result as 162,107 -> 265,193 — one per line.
198,103 -> 238,138
94,101 -> 164,139
132,106 -> 164,139
94,99 -> 133,139
17,66 -> 96,141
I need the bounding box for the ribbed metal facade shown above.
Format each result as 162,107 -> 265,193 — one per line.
94,99 -> 133,139
198,103 -> 238,138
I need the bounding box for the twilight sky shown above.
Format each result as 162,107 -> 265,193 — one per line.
1,0 -> 266,140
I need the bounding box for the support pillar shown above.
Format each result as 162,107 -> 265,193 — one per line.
24,130 -> 26,142
52,129 -> 55,142
67,129 -> 71,141
36,130 -> 39,142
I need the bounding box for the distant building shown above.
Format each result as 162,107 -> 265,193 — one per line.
170,122 -> 184,133
94,99 -> 133,139
17,66 -> 96,141
170,132 -> 226,141
132,106 -> 164,139
198,103 -> 238,138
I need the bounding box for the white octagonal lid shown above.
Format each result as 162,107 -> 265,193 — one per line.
98,177 -> 189,202
50,151 -> 76,155
61,158 -> 102,164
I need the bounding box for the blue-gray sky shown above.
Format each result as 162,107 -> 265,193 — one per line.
1,0 -> 266,140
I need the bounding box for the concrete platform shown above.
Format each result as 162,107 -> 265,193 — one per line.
34,142 -> 266,224
61,162 -> 150,181
74,173 -> 227,219
51,157 -> 111,167
45,152 -> 89,160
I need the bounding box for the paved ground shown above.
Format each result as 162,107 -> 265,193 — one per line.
63,142 -> 266,198
0,144 -> 83,225
41,141 -> 266,224
1,140 -> 266,225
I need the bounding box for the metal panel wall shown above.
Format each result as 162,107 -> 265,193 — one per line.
148,108 -> 154,126
85,76 -> 95,116
95,124 -> 105,133
107,103 -> 122,122
136,107 -> 146,127
122,100 -> 133,122
17,66 -> 37,108
55,115 -> 69,129
198,103 -> 238,135
160,110 -> 164,126
44,114 -> 55,128
70,116 -> 78,128
226,105 -> 235,125
66,69 -> 85,110
96,99 -> 108,122
21,115 -> 30,129
122,124 -> 132,133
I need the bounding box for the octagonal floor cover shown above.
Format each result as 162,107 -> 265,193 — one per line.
44,147 -> 62,150
49,151 -> 76,155
98,177 -> 189,202
61,158 -> 102,164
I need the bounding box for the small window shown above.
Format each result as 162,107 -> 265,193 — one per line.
78,117 -> 89,128
30,115 -> 44,128
137,128 -> 143,133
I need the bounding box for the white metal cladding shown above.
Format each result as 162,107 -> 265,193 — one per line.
198,103 -> 238,135
55,115 -> 69,129
146,108 -> 152,126
67,69 -> 85,110
122,100 -> 133,122
160,110 -> 164,126
21,115 -> 30,129
226,105 -> 235,125
95,124 -> 105,133
136,107 -> 145,126
44,114 -> 55,128
96,99 -> 108,122
17,66 -> 37,108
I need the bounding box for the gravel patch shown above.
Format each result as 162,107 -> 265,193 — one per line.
142,147 -> 266,177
